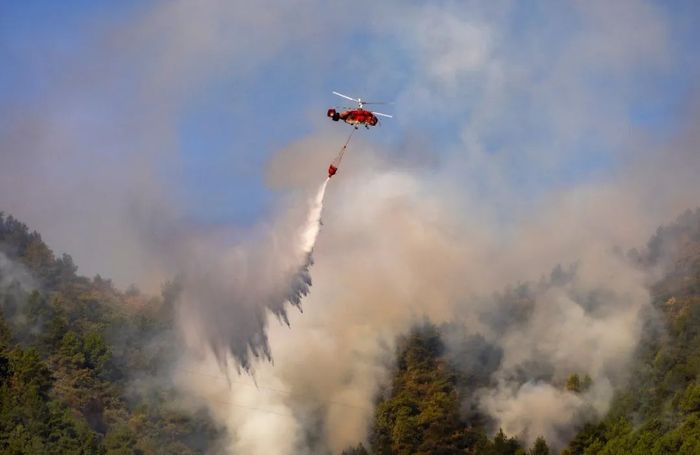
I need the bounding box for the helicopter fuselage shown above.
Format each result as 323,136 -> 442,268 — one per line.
327,108 -> 378,127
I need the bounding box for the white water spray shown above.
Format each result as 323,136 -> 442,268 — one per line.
176,177 -> 332,372
299,178 -> 330,254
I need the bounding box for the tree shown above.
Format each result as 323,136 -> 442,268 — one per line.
104,424 -> 139,455
0,312 -> 11,349
370,324 -> 468,453
58,331 -> 86,368
341,443 -> 370,455
529,436 -> 550,455
83,331 -> 111,373
680,383 -> 700,414
566,374 -> 581,393
581,374 -> 592,392
486,428 -> 522,455
0,212 -> 221,454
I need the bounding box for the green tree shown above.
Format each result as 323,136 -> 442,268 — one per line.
59,331 -> 86,368
83,331 -> 111,373
680,383 -> 700,414
104,424 -> 139,455
341,443 -> 370,455
581,374 -> 592,392
566,374 -> 581,393
529,436 -> 550,455
485,428 -> 522,455
371,324 -> 469,453
1,212 -> 222,453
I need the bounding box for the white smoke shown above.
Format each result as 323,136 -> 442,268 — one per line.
0,252 -> 36,291
175,154 -> 683,453
475,248 -> 650,448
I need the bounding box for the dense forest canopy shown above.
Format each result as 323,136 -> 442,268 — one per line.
1,208 -> 700,454
0,213 -> 222,454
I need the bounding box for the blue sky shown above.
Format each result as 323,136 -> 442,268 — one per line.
1,0 -> 699,263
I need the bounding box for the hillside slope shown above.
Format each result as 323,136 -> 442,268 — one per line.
2,208 -> 699,454
345,209 -> 700,455
0,213 -> 221,454
564,209 -> 700,454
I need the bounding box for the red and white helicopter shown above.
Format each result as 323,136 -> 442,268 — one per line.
325,91 -> 392,178
327,91 -> 392,129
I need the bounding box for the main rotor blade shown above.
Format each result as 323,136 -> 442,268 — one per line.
332,91 -> 359,103
372,111 -> 393,118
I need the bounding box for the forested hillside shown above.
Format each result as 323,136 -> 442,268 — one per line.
346,324 -> 550,455
342,325 -> 548,455
0,213 -> 221,454
562,209 -> 700,454
344,209 -> 700,455
2,207 -> 700,455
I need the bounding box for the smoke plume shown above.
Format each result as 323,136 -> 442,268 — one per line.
0,252 -> 36,292
474,252 -> 649,448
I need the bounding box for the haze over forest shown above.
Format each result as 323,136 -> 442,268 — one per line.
1,1 -> 700,454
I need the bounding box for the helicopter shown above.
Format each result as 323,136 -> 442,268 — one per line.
325,91 -> 392,178
326,91 -> 392,129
